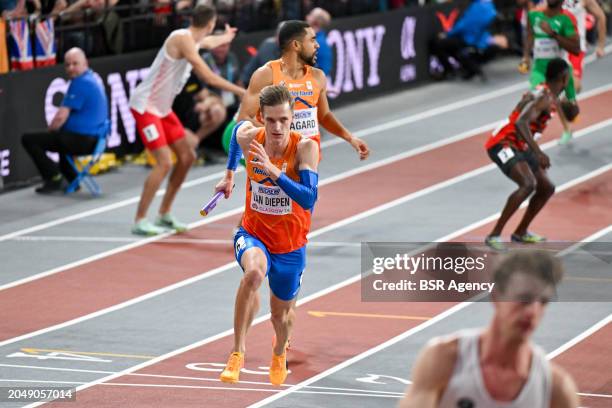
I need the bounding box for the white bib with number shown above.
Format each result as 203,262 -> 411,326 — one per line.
250,180 -> 292,215
290,107 -> 319,138
497,147 -> 516,164
534,38 -> 562,59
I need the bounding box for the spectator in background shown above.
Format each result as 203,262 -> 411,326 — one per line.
56,0 -> 120,55
430,0 -> 497,80
174,30 -> 241,152
21,47 -> 108,194
306,6 -> 332,75
239,21 -> 282,87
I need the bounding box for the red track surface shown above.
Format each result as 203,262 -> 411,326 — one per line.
2,91 -> 612,343
554,322 -> 612,408
58,169 -> 612,407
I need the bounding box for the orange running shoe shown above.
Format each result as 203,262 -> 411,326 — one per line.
269,350 -> 288,386
220,352 -> 244,384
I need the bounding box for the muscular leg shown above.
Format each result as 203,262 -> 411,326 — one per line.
232,247 -> 267,354
270,294 -> 297,356
574,74 -> 582,94
135,146 -> 173,221
159,136 -> 196,215
488,161 -> 536,237
514,167 -> 555,236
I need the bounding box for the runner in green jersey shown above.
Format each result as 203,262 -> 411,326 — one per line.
521,0 -> 581,143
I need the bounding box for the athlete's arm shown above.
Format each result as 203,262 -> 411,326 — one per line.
550,363 -> 579,408
236,65 -> 272,125
214,121 -> 260,198
314,69 -> 370,160
249,138 -> 319,210
199,24 -> 237,50
515,93 -> 551,168
583,0 -> 607,57
399,338 -> 457,408
48,107 -> 70,131
553,97 -> 572,135
174,34 -> 245,98
539,20 -> 580,55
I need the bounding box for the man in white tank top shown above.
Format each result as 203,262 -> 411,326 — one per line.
129,4 -> 245,236
562,0 -> 607,93
400,250 -> 579,408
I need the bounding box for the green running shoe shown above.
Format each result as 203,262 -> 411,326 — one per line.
485,235 -> 506,251
559,130 -> 573,145
511,232 -> 546,244
132,219 -> 166,236
156,213 -> 187,233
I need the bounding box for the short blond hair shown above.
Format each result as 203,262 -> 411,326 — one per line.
259,85 -> 294,113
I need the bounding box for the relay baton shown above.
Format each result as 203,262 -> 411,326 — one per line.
199,185 -> 234,216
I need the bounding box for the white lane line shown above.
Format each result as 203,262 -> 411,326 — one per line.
557,225 -> 612,257
547,313 -> 612,360
99,381 -> 401,398
2,119 -> 611,350
0,363 -> 403,396
577,392 -> 612,399
0,379 -> 84,385
8,236 -> 363,248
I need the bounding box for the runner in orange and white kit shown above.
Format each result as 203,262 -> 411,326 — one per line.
129,4 -> 245,236
216,85 -> 319,386
563,0 -> 607,93
221,20 -> 369,171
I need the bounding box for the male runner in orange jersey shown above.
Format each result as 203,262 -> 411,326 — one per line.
241,20 -> 368,155
217,85 -> 319,386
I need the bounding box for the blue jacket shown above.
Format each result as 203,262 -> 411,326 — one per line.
447,0 -> 497,50
62,70 -> 108,136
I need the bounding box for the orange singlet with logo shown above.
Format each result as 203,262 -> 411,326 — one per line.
268,59 -> 322,147
242,128 -> 312,254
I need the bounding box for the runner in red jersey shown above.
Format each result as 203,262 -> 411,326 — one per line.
484,58 -> 577,251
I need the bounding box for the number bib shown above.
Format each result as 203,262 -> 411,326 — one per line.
534,38 -> 562,59
250,180 -> 292,215
497,147 -> 516,164
290,107 -> 319,138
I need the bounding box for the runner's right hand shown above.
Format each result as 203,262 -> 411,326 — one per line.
538,152 -> 551,169
518,58 -> 530,74
215,175 -> 234,199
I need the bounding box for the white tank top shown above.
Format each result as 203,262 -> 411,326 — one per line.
129,29 -> 197,116
563,0 -> 587,51
439,330 -> 552,408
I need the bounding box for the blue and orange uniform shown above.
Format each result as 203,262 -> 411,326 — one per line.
233,128 -> 312,301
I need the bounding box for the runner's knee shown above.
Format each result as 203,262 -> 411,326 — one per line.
537,179 -> 555,197
270,307 -> 290,327
242,267 -> 265,290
